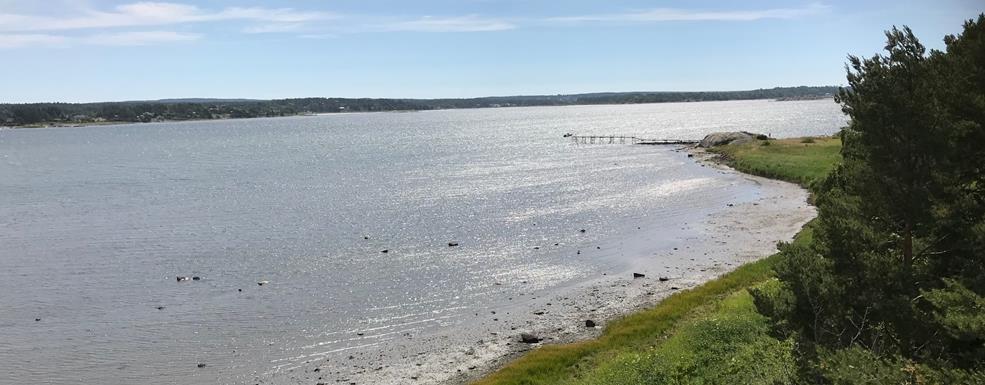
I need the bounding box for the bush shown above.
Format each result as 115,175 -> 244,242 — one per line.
801,137 -> 816,144
818,347 -> 985,385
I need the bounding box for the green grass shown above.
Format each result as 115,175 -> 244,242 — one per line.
473,137 -> 837,385
474,254 -> 787,385
708,136 -> 842,188
567,282 -> 797,385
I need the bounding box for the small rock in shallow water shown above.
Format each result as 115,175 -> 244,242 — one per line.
659,277 -> 670,282
448,242 -> 459,247
257,280 -> 269,286
197,363 -> 206,368
381,249 -> 389,253
192,276 -> 201,281
176,276 -> 189,282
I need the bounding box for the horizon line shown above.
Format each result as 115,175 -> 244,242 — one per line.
1,85 -> 842,105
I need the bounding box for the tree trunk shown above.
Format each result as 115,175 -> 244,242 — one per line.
903,220 -> 913,278
903,220 -> 913,270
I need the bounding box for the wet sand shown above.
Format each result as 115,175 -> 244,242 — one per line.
266,148 -> 816,385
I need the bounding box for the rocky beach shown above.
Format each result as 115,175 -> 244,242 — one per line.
260,146 -> 816,385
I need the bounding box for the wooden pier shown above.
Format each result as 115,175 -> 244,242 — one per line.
567,135 -> 698,145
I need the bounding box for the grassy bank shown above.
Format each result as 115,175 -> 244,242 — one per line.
708,136 -> 841,187
473,137 -> 839,385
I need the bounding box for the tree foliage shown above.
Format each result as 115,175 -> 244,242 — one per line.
753,14 -> 985,383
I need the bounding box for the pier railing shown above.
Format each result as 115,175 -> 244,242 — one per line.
568,135 -> 698,145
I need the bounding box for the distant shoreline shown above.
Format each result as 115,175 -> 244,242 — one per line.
0,95 -> 835,130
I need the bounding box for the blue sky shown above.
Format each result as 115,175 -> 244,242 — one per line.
0,0 -> 981,102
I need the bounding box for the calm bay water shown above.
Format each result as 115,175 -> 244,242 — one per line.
0,100 -> 845,384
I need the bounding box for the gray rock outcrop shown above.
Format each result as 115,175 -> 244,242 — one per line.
698,131 -> 763,147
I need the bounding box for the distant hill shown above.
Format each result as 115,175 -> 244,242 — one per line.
0,86 -> 839,127
152,98 -> 261,104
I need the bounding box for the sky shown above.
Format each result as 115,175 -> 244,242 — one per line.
0,0 -> 982,103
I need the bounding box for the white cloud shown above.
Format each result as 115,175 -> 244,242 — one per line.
218,7 -> 328,23
0,30 -> 199,48
0,1 -> 829,49
298,33 -> 339,40
242,23 -> 306,34
0,33 -> 67,48
83,30 -> 201,46
379,15 -> 516,32
549,3 -> 828,24
0,2 -> 335,32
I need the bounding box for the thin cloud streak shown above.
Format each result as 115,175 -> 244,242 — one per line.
242,23 -> 307,34
83,30 -> 201,46
0,30 -> 200,48
0,2 -> 335,32
548,3 -> 829,23
0,33 -> 67,48
377,15 -> 516,32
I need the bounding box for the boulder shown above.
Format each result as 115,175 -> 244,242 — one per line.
520,333 -> 542,344
698,131 -> 762,148
585,320 -> 596,328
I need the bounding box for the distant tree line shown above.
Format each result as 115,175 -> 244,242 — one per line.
0,86 -> 838,126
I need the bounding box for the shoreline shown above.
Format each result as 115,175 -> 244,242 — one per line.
266,146 -> 816,385
449,147 -> 815,385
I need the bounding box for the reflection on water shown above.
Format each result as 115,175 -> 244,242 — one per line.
0,100 -> 845,384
